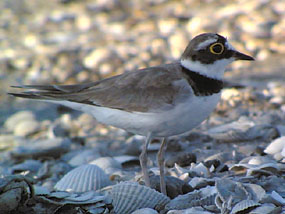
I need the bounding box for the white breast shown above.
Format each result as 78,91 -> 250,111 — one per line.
55,92 -> 220,137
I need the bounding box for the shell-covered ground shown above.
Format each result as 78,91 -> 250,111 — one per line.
0,0 -> 285,213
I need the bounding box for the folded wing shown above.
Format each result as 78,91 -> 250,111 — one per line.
9,63 -> 188,112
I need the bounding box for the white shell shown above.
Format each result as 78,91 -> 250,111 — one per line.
131,208 -> 158,214
230,200 -> 260,214
264,136 -> 285,155
264,136 -> 285,161
90,157 -> 122,169
111,182 -> 170,214
54,164 -> 112,192
113,155 -> 140,165
249,203 -> 277,214
89,157 -> 122,175
68,149 -> 101,167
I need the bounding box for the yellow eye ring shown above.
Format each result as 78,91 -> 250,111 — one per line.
209,43 -> 224,55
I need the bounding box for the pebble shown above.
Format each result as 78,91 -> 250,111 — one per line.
165,152 -> 196,168
0,135 -> 20,151
11,138 -> 71,160
11,159 -> 42,174
14,120 -> 40,137
4,111 -> 36,132
68,148 -> 101,167
83,48 -> 111,69
150,175 -> 193,199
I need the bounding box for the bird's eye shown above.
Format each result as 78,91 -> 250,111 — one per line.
209,43 -> 224,55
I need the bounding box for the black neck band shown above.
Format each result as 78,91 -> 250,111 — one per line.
181,65 -> 223,96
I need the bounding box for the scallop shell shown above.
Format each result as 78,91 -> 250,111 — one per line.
249,203 -> 278,214
243,183 -> 266,202
230,200 -> 260,214
230,156 -> 280,176
131,208 -> 158,214
165,186 -> 216,211
54,164 -> 112,192
216,178 -> 248,204
110,182 -> 170,214
68,148 -> 101,167
90,157 -> 122,175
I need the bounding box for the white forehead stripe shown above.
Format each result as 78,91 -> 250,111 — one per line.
225,41 -> 235,51
195,37 -> 218,50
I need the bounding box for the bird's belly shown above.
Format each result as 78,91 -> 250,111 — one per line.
88,93 -> 221,137
149,93 -> 221,136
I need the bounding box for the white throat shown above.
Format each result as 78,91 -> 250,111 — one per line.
181,58 -> 234,80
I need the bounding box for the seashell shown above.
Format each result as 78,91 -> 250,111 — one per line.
204,152 -> 233,163
264,136 -> 285,161
34,185 -> 50,195
165,152 -> 196,167
207,118 -> 278,142
229,156 -> 280,176
113,155 -> 140,167
68,149 -> 101,167
243,183 -> 266,202
215,194 -> 223,210
110,182 -> 170,214
167,207 -> 214,214
230,200 -> 260,214
206,117 -> 254,142
249,203 -> 278,214
54,164 -> 112,192
165,186 -> 217,211
215,178 -> 248,205
123,135 -> 144,156
188,177 -> 215,189
39,190 -> 112,205
11,159 -> 42,173
260,192 -> 285,206
270,191 -> 285,205
90,157 -> 122,175
189,162 -> 209,177
11,138 -> 71,159
0,175 -> 34,212
232,162 -> 279,176
4,111 -> 36,131
131,208 -> 158,214
149,175 -> 192,199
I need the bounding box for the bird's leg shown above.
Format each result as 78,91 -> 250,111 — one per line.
157,138 -> 167,195
139,132 -> 152,187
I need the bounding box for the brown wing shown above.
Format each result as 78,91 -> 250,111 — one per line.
9,62 -> 188,112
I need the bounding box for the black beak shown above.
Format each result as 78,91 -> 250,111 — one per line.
233,51 -> 255,61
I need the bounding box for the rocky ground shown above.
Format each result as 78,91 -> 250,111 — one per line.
0,0 -> 285,213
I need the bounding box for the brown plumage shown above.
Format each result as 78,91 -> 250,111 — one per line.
10,62 -> 189,112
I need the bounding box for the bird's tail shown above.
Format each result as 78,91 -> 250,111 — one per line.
8,83 -> 95,102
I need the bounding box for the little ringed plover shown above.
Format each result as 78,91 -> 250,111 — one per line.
9,33 -> 254,196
